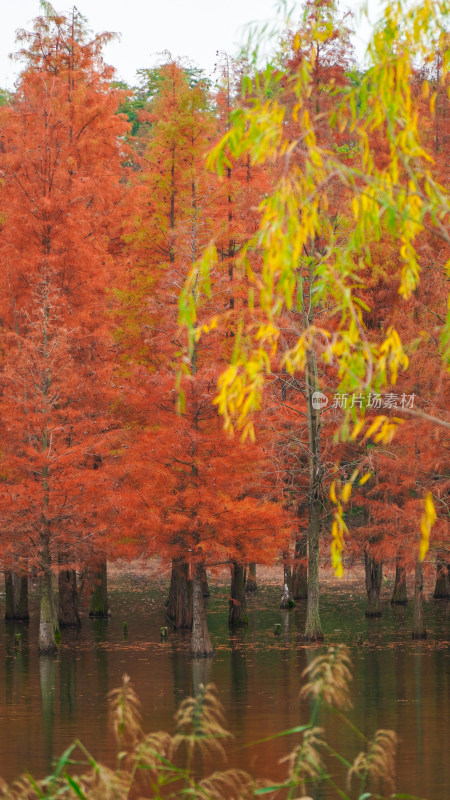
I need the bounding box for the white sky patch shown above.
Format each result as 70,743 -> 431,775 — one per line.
0,0 -> 385,90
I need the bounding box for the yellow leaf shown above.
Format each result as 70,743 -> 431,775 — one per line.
330,482 -> 337,504
425,491 -> 436,523
335,562 -> 344,579
364,416 -> 386,440
351,419 -> 365,440
342,483 -> 352,503
419,492 -> 437,561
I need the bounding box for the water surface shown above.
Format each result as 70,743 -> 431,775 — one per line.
0,572 -> 448,798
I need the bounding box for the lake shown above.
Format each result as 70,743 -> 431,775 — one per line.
0,567 -> 448,798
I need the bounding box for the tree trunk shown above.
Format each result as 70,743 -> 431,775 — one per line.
304,346 -> 323,641
229,562 -> 247,626
38,550 -> 58,656
191,561 -> 214,657
280,561 -> 295,609
5,572 -> 18,620
412,559 -> 427,638
292,528 -> 308,599
201,563 -> 210,598
433,558 -> 450,599
58,569 -> 80,627
89,559 -> 109,618
245,562 -> 257,593
166,558 -> 193,629
166,559 -> 178,619
16,575 -> 29,620
4,572 -> 29,620
365,551 -> 382,617
391,560 -> 407,605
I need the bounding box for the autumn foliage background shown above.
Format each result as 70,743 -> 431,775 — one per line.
0,0 -> 447,655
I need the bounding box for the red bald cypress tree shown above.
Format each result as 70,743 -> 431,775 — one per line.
117,59 -> 290,654
0,6 -> 130,653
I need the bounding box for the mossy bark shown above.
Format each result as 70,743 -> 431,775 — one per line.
245,562 -> 257,593
412,559 -> 427,639
38,547 -> 58,656
391,561 -> 407,605
433,558 -> 449,599
228,562 -> 246,627
292,528 -> 308,600
191,561 -> 214,657
166,558 -> 193,629
365,551 -> 382,617
58,569 -> 80,627
89,559 -> 109,618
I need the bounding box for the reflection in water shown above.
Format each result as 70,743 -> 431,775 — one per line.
4,624 -> 16,707
191,657 -> 213,697
0,578 -> 448,800
90,617 -> 109,698
363,638 -> 381,738
414,648 -> 424,767
281,608 -> 290,643
170,635 -> 192,706
40,656 -> 57,773
4,622 -> 31,706
394,642 -> 407,746
280,611 -> 295,731
59,650 -> 77,719
229,632 -> 247,704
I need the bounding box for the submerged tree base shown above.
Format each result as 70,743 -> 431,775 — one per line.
365,552 -> 382,618
59,569 -> 81,627
433,561 -> 450,599
38,621 -> 58,656
166,560 -> 193,629
5,572 -> 30,621
280,597 -> 295,610
229,563 -> 247,627
190,647 -> 215,658
280,563 -> 294,609
245,562 -> 257,593
191,562 -> 214,658
303,630 -> 325,642
391,564 -> 407,605
38,642 -> 58,656
412,630 -> 427,639
88,560 -> 110,619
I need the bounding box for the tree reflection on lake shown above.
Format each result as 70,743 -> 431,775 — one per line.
0,573 -> 448,798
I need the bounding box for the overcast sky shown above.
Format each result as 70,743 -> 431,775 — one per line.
0,0 -> 383,90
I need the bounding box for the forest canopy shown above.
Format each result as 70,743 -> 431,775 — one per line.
0,0 -> 448,655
